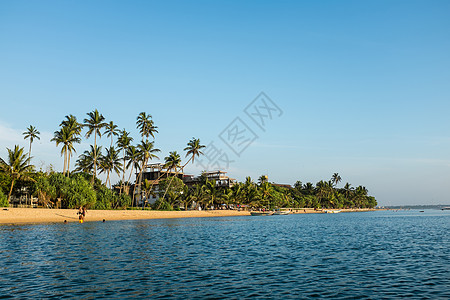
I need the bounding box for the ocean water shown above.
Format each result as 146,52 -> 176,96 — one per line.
0,210 -> 449,299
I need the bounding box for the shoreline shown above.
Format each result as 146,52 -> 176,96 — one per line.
0,208 -> 380,225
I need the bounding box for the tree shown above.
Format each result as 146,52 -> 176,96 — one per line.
160,151 -> 182,204
104,121 -> 119,148
74,145 -> 101,175
136,112 -> 158,142
84,109 -> 106,182
125,145 -> 140,185
134,140 -> 160,206
331,173 -> 342,187
0,145 -> 33,203
51,126 -> 81,176
99,146 -> 122,188
117,129 -> 133,194
182,137 -> 205,170
59,115 -> 82,172
23,125 -> 40,163
258,175 -> 268,185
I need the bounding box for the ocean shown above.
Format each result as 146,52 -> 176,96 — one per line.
0,210 -> 449,299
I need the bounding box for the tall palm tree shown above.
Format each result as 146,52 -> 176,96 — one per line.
59,115 -> 82,173
99,146 -> 122,188
182,137 -> 205,170
125,145 -> 141,184
0,145 -> 33,203
134,140 -> 160,206
136,112 -> 158,142
84,109 -> 106,182
74,145 -> 100,175
104,121 -> 119,148
117,129 -> 133,194
331,173 -> 342,187
160,151 -> 182,203
161,138 -> 205,206
23,125 -> 40,163
51,126 -> 81,176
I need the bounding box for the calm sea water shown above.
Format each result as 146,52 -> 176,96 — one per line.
0,210 -> 449,299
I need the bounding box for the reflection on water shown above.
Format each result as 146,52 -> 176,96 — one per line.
0,210 -> 449,299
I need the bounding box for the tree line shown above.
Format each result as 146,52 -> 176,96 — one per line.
0,110 -> 377,209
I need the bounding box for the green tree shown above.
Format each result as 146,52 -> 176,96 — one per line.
74,145 -> 101,175
51,126 -> 81,176
104,121 -> 119,148
0,145 -> 33,203
136,112 -> 158,142
99,146 -> 122,188
23,125 -> 40,163
60,115 -> 82,172
331,173 -> 342,187
160,151 -> 182,203
0,189 -> 8,207
117,129 -> 133,194
134,140 -> 160,206
84,109 -> 106,182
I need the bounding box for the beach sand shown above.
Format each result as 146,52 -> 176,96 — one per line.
0,207 -> 378,224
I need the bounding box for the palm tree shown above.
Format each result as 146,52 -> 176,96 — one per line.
0,145 -> 33,203
331,173 -> 342,187
182,137 -> 205,170
74,145 -> 101,175
117,129 -> 133,194
259,181 -> 273,208
104,121 -> 119,148
160,138 -> 205,206
160,151 -> 182,203
51,126 -> 81,176
136,112 -> 158,142
99,146 -> 122,188
134,140 -> 160,206
258,175 -> 268,185
125,145 -> 140,184
23,125 -> 40,163
84,109 -> 106,182
59,115 -> 82,173
203,179 -> 219,209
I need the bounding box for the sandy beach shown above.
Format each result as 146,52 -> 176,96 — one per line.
0,208 -> 378,224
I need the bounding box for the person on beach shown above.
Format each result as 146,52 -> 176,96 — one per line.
78,206 -> 86,223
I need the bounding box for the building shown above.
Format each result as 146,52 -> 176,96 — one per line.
134,165 -> 236,205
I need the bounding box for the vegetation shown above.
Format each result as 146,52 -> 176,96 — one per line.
0,111 -> 377,210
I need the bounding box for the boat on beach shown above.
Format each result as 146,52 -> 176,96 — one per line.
250,211 -> 272,216
273,210 -> 291,215
324,210 -> 341,214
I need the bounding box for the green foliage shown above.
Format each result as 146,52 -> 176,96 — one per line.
0,189 -> 8,207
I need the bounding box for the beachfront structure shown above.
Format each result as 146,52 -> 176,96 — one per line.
134,166 -> 236,205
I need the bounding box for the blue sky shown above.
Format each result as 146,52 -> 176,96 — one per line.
0,0 -> 449,205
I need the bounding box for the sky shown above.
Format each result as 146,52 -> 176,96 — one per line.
0,0 -> 449,206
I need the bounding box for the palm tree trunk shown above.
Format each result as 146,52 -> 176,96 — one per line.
63,150 -> 67,176
8,179 -> 15,203
28,141 -> 32,163
93,132 -> 97,183
120,150 -> 126,195
106,170 -> 111,188
133,159 -> 147,207
67,153 -> 71,177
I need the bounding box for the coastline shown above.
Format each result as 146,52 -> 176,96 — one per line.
0,208 -> 380,225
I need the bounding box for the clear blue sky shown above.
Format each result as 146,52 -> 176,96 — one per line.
1,0 -> 449,205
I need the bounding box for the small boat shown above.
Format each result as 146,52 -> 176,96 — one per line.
442,207 -> 450,210
324,210 -> 341,214
273,210 -> 291,215
250,211 -> 272,216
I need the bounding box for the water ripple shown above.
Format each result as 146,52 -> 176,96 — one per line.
0,210 -> 449,299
